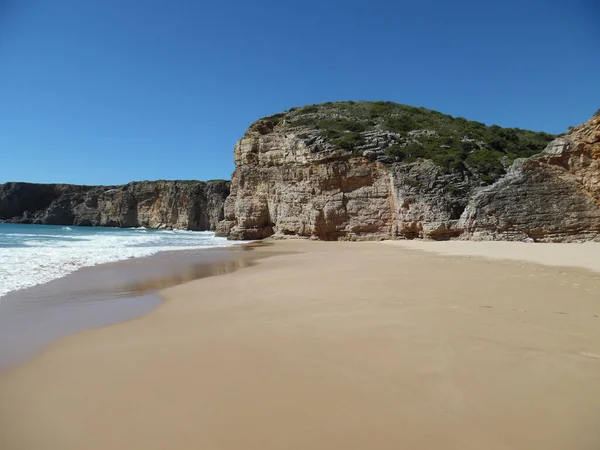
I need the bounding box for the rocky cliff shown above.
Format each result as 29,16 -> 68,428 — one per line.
0,180 -> 230,231
217,102 -> 599,242
460,112 -> 600,241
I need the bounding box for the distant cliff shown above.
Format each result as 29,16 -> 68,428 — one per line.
0,180 -> 230,231
217,101 -> 599,242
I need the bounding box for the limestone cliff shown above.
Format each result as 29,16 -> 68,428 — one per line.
459,112 -> 600,241
0,180 -> 230,231
218,102 -> 599,242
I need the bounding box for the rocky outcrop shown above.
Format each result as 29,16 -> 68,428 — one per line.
459,113 -> 600,241
218,103 -> 600,242
217,134 -> 469,241
0,180 -> 230,230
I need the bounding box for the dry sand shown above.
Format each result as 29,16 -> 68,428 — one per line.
385,240 -> 600,274
1,240 -> 599,450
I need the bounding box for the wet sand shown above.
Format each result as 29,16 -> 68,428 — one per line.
1,240 -> 600,450
0,243 -> 271,371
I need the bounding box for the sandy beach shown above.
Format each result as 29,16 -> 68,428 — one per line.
0,244 -> 269,372
1,240 -> 599,450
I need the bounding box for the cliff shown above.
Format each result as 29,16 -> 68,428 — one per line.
0,180 -> 230,231
460,112 -> 600,241
217,101 -> 600,242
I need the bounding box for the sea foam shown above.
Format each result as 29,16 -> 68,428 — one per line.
0,224 -> 239,298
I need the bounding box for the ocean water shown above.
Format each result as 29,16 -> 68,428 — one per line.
0,223 -> 238,298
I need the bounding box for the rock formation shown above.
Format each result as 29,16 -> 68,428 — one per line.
218,102 -> 599,242
460,112 -> 600,241
0,180 -> 230,231
4,102 -> 597,241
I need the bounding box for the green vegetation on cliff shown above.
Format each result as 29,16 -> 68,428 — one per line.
257,101 -> 555,184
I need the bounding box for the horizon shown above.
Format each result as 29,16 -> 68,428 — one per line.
1,0 -> 598,185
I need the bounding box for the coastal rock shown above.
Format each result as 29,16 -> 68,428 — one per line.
459,113 -> 600,242
0,180 -> 230,231
218,102 -> 600,242
219,132 -> 469,240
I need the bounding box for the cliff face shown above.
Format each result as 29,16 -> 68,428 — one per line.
0,180 -> 230,231
218,102 -> 600,242
217,132 -> 469,241
460,113 -> 600,241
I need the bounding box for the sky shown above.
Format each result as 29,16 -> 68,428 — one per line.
0,0 -> 598,185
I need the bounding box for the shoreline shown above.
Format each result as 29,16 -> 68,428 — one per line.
0,241 -> 276,372
2,238 -> 599,373
1,240 -> 599,449
0,223 -> 241,299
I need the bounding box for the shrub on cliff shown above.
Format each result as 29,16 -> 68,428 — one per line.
332,132 -> 365,152
261,101 -> 556,184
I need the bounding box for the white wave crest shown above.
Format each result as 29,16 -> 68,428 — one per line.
0,228 -> 240,298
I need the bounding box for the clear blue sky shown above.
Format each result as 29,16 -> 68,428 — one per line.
1,0 -> 598,185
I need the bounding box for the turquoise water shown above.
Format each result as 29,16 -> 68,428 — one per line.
0,223 -> 235,297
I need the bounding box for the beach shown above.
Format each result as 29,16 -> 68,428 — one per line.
1,239 -> 599,449
0,244 -> 269,372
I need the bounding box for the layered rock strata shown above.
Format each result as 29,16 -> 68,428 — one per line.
460,113 -> 600,241
218,106 -> 599,242
0,180 -> 230,231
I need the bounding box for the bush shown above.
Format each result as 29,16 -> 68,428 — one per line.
466,149 -> 505,182
344,121 -> 367,133
386,144 -> 426,162
332,132 -> 365,151
316,118 -> 366,133
385,116 -> 417,133
461,141 -> 479,152
432,150 -> 466,173
267,101 -> 556,183
369,101 -> 395,118
299,105 -> 319,114
320,129 -> 342,140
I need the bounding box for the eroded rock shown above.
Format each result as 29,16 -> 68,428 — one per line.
0,180 -> 230,231
219,106 -> 600,242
